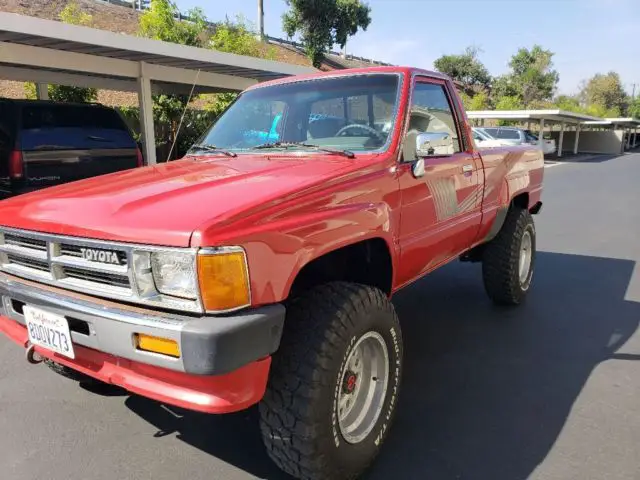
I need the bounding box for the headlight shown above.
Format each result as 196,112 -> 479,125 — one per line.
150,251 -> 198,299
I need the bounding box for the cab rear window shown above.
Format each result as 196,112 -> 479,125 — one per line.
20,105 -> 135,151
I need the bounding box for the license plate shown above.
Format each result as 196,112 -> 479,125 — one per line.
24,305 -> 75,359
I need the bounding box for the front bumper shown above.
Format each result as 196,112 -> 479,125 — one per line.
0,273 -> 285,413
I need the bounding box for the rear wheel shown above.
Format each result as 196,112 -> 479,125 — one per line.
259,282 -> 403,480
482,206 -> 536,305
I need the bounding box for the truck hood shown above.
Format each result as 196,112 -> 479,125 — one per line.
0,154 -> 359,246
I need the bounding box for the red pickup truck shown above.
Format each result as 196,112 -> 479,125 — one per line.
0,66 -> 543,479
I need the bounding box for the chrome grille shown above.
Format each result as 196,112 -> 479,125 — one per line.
62,266 -> 131,289
5,234 -> 47,251
0,227 -> 202,313
0,228 -> 133,299
6,254 -> 49,272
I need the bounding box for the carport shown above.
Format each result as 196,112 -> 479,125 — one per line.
604,118 -> 640,150
580,117 -> 640,153
0,12 -> 315,164
467,109 -> 602,157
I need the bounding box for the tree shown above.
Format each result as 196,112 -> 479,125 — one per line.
629,97 -> 640,119
507,45 -> 559,107
491,45 -> 558,108
433,47 -> 491,96
494,95 -> 522,111
469,91 -> 490,111
282,0 -> 371,67
579,72 -> 628,116
25,1 -> 98,103
554,94 -> 582,113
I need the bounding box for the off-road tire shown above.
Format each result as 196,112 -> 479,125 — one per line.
259,282 -> 403,480
482,206 -> 536,305
44,359 -> 101,384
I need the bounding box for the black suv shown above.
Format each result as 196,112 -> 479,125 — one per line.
0,99 -> 142,198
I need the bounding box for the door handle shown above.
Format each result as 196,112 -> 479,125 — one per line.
462,164 -> 473,173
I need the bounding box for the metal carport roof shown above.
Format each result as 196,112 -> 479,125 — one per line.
582,118 -> 640,127
0,12 -> 315,95
0,12 -> 316,164
467,109 -> 602,124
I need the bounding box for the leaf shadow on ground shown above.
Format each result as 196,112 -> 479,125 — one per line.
125,251 -> 639,480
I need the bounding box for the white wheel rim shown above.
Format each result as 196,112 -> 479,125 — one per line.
519,230 -> 533,285
337,331 -> 389,444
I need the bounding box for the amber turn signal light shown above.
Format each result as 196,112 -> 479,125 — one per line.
197,249 -> 251,312
135,333 -> 180,358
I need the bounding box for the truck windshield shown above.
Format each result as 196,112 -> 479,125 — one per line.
196,73 -> 400,154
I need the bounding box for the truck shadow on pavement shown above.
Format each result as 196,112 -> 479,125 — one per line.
125,251 -> 639,480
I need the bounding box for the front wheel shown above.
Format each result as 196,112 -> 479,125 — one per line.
43,359 -> 102,385
482,207 -> 536,305
259,282 -> 403,480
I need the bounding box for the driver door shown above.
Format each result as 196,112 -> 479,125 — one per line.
396,77 -> 482,286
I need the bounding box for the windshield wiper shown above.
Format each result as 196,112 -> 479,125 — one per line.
189,143 -> 237,157
252,141 -> 355,159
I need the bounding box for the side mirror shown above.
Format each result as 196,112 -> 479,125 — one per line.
416,132 -> 454,158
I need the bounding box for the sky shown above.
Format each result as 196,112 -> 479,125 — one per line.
174,0 -> 640,96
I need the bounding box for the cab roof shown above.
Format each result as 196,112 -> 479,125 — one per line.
247,66 -> 451,91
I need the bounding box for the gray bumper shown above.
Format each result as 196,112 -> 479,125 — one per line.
0,274 -> 285,375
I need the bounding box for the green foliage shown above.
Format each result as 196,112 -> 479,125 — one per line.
629,97 -> 640,119
584,103 -> 620,118
491,74 -> 519,100
579,72 -> 628,116
434,47 -> 491,95
59,1 -> 93,26
24,85 -> 98,103
494,95 -> 522,111
554,94 -> 582,112
458,91 -> 472,111
494,96 -> 523,125
139,0 -> 208,47
282,0 -> 371,67
203,92 -> 238,118
469,91 -> 490,111
552,92 -> 621,118
211,15 -> 275,59
24,1 -> 97,103
503,45 -> 559,107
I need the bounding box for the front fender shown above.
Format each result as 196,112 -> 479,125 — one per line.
241,202 -> 396,305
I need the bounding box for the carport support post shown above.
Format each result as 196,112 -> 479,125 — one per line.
573,124 -> 581,154
538,119 -> 545,151
36,83 -> 48,100
627,128 -> 632,150
137,62 -> 156,165
557,122 -> 565,158
634,128 -> 638,148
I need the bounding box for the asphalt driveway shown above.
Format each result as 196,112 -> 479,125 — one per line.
1,153 -> 639,480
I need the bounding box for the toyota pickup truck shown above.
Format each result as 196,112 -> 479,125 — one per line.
0,66 -> 544,480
